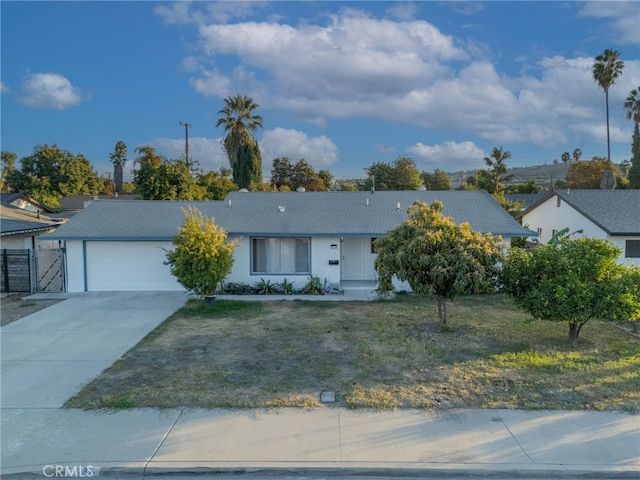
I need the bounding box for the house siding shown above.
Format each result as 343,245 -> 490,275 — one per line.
522,195 -> 640,266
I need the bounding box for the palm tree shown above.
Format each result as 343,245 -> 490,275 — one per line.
216,94 -> 263,169
561,151 -> 570,171
592,49 -> 624,188
572,148 -> 582,163
483,146 -> 512,193
625,87 -> 640,188
109,140 -> 127,194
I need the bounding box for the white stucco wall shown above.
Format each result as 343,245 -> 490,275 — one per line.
227,236 -> 342,290
522,195 -> 639,266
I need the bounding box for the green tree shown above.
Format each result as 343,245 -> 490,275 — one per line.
624,87 -> 640,188
507,179 -> 541,194
421,169 -> 452,190
1,151 -> 17,192
165,207 -> 237,298
109,140 -> 127,194
501,238 -> 640,342
133,147 -> 205,200
7,145 -> 99,209
572,148 -> 582,163
361,156 -> 423,191
197,170 -> 237,200
374,201 -> 504,330
593,49 -> 624,188
233,142 -> 262,189
216,94 -> 263,170
270,157 -> 331,191
483,146 -> 512,194
561,151 -> 570,171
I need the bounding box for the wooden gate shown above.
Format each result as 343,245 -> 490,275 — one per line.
0,249 -> 32,293
36,248 -> 66,292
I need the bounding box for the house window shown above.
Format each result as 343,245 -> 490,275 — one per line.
537,227 -> 542,238
625,240 -> 640,258
252,237 -> 310,274
371,238 -> 378,254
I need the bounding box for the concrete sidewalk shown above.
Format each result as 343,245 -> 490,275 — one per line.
1,292 -> 639,478
1,407 -> 638,477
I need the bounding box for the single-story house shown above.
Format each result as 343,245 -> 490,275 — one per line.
44,190 -> 535,292
521,189 -> 640,266
0,204 -> 62,249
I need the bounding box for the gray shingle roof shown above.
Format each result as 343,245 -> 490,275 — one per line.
539,189 -> 640,235
45,191 -> 534,241
1,219 -> 57,236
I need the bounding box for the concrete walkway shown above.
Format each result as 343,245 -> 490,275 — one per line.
1,292 -> 639,478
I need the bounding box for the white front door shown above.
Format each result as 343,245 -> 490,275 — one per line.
341,238 -> 367,281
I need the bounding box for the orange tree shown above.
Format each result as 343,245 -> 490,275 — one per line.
374,201 -> 504,330
501,237 -> 640,342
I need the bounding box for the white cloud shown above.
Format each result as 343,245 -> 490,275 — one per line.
260,128 -> 339,169
0,82 -> 9,94
20,73 -> 87,110
143,136 -> 228,172
407,141 -> 486,170
580,2 -> 640,44
171,6 -> 638,152
386,2 -> 419,20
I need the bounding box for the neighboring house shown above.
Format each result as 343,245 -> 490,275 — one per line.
505,193 -> 546,212
521,189 -> 640,266
0,204 -> 62,249
0,193 -> 57,215
44,190 -> 534,293
56,194 -> 138,219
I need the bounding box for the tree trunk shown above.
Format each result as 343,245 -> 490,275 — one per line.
600,167 -> 616,189
437,294 -> 447,330
568,322 -> 585,343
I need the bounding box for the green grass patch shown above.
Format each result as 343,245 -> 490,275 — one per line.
65,294 -> 640,412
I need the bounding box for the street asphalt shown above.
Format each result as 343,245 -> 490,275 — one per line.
1,292 -> 638,479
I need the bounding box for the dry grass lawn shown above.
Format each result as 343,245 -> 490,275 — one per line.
65,294 -> 640,411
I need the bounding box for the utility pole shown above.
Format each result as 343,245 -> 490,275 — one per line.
179,121 -> 191,167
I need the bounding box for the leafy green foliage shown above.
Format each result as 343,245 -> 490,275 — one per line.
374,200 -> 504,329
216,94 -> 263,169
109,140 -> 127,194
255,278 -> 277,294
302,275 -> 324,295
197,170 -> 237,200
567,157 -> 622,189
483,146 -> 512,194
165,207 -> 236,297
359,156 -> 423,191
233,142 -> 262,189
270,157 -> 332,191
420,169 -> 452,190
279,278 -> 295,295
5,144 -> 100,209
501,237 -> 640,342
133,146 -> 206,200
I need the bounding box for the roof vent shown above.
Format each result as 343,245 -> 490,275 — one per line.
366,198 -> 370,207
296,187 -> 306,192
238,188 -> 249,193
228,200 -> 232,208
418,186 -> 426,191
278,206 -> 286,213
396,202 -> 401,211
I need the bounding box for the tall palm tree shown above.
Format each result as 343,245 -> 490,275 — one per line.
109,140 -> 127,194
625,87 -> 640,188
216,94 -> 263,169
592,49 -> 624,188
624,87 -> 640,126
483,146 -> 512,193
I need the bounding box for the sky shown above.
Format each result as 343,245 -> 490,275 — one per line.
1,1 -> 639,181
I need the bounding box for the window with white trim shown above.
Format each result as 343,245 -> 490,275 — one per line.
252,237 -> 310,274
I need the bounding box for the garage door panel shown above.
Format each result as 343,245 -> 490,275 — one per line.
86,242 -> 182,291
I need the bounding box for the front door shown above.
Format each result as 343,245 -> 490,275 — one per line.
341,238 -> 365,281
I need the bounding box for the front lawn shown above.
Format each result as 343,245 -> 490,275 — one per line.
65,294 -> 640,411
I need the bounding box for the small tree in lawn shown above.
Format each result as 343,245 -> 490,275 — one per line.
500,237 -> 640,343
374,201 -> 504,330
165,207 -> 236,299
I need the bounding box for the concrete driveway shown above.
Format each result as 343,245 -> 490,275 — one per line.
0,291 -> 189,408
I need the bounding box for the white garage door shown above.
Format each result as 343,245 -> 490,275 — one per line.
85,241 -> 183,291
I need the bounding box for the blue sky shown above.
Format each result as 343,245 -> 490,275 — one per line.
2,1 -> 639,181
